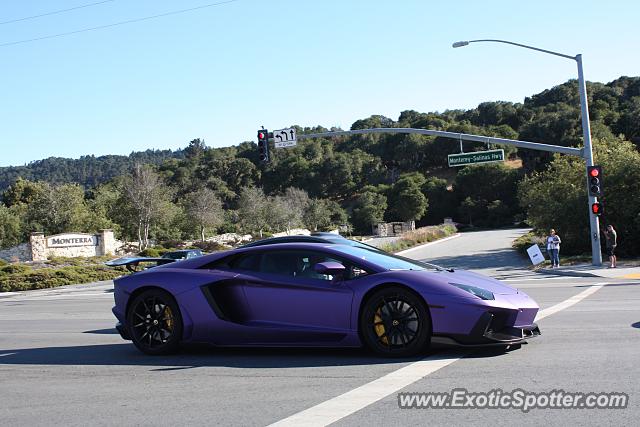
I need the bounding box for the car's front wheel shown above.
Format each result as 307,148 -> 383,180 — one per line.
360,286 -> 431,357
126,289 -> 183,355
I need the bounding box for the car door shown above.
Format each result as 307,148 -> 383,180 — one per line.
239,249 -> 354,339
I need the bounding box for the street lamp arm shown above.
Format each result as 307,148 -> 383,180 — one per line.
452,37 -> 601,266
454,39 -> 577,61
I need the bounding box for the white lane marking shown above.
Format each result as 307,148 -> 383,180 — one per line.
0,353 -> 17,357
268,283 -> 606,427
535,283 -> 604,321
268,353 -> 463,427
395,233 -> 461,256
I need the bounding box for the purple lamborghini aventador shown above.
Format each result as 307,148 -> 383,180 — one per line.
112,243 -> 540,356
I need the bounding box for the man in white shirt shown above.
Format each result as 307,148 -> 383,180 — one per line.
546,228 -> 561,268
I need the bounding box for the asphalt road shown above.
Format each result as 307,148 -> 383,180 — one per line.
1,229 -> 638,426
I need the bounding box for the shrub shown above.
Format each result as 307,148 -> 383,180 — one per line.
379,224 -> 457,253
0,259 -> 8,267
512,231 -> 546,255
138,248 -> 162,257
0,264 -> 31,274
158,240 -> 186,250
189,241 -> 229,252
0,264 -> 124,293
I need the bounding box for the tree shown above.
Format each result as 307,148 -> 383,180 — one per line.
304,198 -> 347,231
26,183 -> 93,235
237,187 -> 270,237
452,163 -> 522,226
387,174 -> 428,222
2,178 -> 44,207
421,177 -> 457,225
0,204 -> 21,249
184,188 -> 224,241
352,191 -> 387,234
458,197 -> 485,226
519,138 -> 640,256
124,164 -> 169,249
184,138 -> 207,160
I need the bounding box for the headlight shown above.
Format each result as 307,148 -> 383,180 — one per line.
450,283 -> 494,300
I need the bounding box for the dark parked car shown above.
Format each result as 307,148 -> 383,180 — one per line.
161,249 -> 203,260
106,249 -> 204,272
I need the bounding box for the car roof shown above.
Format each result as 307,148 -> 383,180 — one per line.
240,235 -> 384,252
241,235 -> 334,247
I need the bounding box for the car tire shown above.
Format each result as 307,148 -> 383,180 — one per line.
126,289 -> 183,355
360,286 -> 431,357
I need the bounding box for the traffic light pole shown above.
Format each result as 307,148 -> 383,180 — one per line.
577,54 -> 602,266
451,39 -> 603,266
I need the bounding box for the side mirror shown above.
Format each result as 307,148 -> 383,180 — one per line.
313,261 -> 346,276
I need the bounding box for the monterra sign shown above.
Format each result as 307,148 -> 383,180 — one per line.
46,233 -> 98,248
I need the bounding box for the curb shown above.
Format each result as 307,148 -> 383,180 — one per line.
395,233 -> 462,256
537,268 -> 598,278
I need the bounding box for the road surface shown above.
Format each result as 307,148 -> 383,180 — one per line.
1,229 -> 638,426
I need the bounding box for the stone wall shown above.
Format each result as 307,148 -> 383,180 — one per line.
0,230 -> 117,262
0,243 -> 31,262
373,221 -> 415,237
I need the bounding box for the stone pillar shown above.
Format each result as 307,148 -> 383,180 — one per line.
98,229 -> 116,256
30,232 -> 47,261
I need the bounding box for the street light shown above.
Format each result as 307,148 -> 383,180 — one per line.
453,39 -> 602,266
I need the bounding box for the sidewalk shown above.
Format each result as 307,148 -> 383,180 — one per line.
538,264 -> 640,279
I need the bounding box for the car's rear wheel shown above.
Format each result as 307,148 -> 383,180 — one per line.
126,289 -> 182,355
360,286 -> 431,357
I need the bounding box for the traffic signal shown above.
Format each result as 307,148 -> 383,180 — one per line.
257,129 -> 269,163
591,202 -> 603,216
587,165 -> 602,197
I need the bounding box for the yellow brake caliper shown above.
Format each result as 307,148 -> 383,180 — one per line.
374,308 -> 389,345
163,306 -> 174,332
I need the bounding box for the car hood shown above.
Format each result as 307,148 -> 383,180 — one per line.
387,268 -> 519,296
442,269 -> 518,295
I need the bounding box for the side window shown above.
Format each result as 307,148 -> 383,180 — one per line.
259,251 -> 300,277
257,250 -> 370,282
230,253 -> 262,272
345,265 -> 370,280
296,252 -> 339,281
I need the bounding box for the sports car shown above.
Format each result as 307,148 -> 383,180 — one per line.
112,243 -> 540,356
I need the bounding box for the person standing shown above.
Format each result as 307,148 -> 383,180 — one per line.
546,229 -> 561,268
604,225 -> 617,268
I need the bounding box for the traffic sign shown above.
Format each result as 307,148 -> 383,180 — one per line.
274,128 -> 297,148
447,149 -> 505,167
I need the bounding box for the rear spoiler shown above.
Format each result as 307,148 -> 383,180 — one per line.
105,257 -> 175,273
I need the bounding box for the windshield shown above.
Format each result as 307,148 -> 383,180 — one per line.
331,245 -> 443,271
322,237 -> 383,252
162,252 -> 186,260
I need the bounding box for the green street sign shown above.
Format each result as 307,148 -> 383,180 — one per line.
448,149 -> 505,167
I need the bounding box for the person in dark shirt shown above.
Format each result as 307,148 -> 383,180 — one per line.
604,225 -> 617,268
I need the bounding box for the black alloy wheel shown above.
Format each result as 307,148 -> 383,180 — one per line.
360,286 -> 431,357
127,289 -> 183,355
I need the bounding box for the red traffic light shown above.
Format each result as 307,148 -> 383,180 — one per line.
591,202 -> 602,216
257,129 -> 270,162
587,166 -> 603,197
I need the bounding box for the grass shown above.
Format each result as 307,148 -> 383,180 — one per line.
380,224 -> 458,253
0,258 -> 125,293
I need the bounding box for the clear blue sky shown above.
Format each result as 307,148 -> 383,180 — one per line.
1,0 -> 638,166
